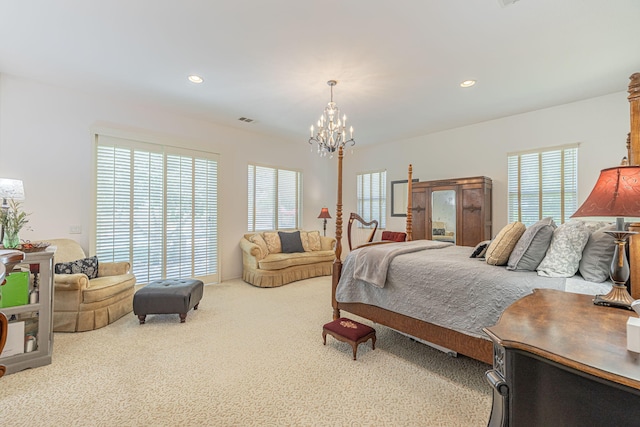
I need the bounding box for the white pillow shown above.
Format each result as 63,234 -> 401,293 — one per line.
537,221 -> 590,278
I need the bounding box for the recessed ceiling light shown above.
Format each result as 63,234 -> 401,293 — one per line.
188,75 -> 203,84
460,80 -> 476,88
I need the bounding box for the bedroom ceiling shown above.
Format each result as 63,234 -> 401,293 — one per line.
1,0 -> 639,147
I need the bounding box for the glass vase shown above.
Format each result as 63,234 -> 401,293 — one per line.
3,230 -> 20,248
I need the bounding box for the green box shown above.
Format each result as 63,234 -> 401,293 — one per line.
0,271 -> 29,308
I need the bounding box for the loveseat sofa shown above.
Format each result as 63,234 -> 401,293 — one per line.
240,230 -> 336,287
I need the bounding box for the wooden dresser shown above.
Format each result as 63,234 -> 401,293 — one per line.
411,176 -> 491,247
483,289 -> 640,427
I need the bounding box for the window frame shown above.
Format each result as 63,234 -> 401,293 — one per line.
247,163 -> 303,232
507,143 -> 578,226
93,133 -> 219,285
356,169 -> 387,229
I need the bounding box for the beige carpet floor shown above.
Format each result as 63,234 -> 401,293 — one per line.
0,276 -> 491,426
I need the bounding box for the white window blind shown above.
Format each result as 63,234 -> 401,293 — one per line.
356,170 -> 387,228
96,135 -> 219,284
508,144 -> 578,226
248,164 -> 302,232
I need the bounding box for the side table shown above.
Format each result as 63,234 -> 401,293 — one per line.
483,288 -> 640,427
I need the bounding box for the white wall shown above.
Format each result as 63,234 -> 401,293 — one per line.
342,91 -> 630,246
0,73 -> 631,278
0,74 -> 335,281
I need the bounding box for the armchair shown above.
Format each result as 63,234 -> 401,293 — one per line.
47,239 -> 136,332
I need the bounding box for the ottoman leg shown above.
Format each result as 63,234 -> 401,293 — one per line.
194,303 -> 199,310
351,343 -> 358,361
179,313 -> 187,323
138,315 -> 146,325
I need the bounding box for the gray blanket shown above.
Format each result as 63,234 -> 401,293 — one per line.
353,240 -> 451,288
337,244 -> 611,339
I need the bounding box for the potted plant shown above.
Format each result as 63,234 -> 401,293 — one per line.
0,199 -> 30,248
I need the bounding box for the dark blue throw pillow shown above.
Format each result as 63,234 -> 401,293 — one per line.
278,231 -> 305,254
55,256 -> 99,279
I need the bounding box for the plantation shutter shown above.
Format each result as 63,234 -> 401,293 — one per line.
95,135 -> 219,284
248,164 -> 302,232
508,144 -> 578,226
356,170 -> 387,228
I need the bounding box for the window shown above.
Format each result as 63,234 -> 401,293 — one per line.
248,164 -> 302,231
508,144 -> 578,226
356,170 -> 387,228
95,135 -> 219,284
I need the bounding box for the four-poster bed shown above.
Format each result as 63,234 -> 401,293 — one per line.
331,73 -> 640,365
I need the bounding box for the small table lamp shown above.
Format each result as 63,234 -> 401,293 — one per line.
318,207 -> 331,237
571,166 -> 640,310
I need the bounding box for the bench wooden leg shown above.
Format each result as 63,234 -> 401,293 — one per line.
179,313 -> 187,323
137,315 -> 146,324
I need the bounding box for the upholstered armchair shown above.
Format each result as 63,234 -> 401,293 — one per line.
47,239 -> 136,332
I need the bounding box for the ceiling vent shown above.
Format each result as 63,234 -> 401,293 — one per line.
238,117 -> 255,123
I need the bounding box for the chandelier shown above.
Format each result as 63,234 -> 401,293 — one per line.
308,80 -> 355,156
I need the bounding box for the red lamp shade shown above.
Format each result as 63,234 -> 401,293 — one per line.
318,208 -> 332,219
571,166 -> 640,220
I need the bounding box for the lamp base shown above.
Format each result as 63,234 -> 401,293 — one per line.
593,284 -> 635,310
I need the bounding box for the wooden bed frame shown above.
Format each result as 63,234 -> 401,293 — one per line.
331,72 -> 640,365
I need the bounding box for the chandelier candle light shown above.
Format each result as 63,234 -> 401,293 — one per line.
309,80 -> 355,156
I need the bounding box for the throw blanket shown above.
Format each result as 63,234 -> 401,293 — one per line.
353,240 -> 452,288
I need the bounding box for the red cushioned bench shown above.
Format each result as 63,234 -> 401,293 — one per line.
322,317 -> 376,360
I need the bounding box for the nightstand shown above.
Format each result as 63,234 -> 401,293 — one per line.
483,289 -> 640,427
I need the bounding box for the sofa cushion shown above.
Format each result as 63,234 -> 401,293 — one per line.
307,231 -> 322,251
263,232 -> 282,254
258,250 -> 335,271
81,273 -> 137,304
55,256 -> 99,279
279,231 -> 305,253
249,233 -> 269,257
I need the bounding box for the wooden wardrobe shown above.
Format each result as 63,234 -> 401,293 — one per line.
411,176 -> 492,247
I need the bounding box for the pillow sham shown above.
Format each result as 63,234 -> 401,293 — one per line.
507,217 -> 556,271
55,256 -> 99,279
578,224 -> 616,282
278,231 -> 305,253
537,221 -> 590,278
485,222 -> 526,266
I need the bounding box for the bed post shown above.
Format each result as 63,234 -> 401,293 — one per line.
628,73 -> 640,299
406,164 -> 413,241
331,145 -> 344,319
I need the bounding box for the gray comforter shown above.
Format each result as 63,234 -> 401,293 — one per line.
336,243 -> 611,339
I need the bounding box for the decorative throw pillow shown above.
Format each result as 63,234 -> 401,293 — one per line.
432,228 -> 446,236
485,222 -> 526,266
507,217 -> 556,271
537,221 -> 590,278
579,224 -> 616,282
470,240 -> 491,258
299,231 -> 311,252
307,230 -> 322,251
249,234 -> 269,257
55,256 -> 99,279
263,232 -> 282,254
278,231 -> 305,253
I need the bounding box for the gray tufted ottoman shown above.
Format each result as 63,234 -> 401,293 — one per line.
133,278 -> 204,324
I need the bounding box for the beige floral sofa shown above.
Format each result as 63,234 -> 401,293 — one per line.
240,230 -> 336,287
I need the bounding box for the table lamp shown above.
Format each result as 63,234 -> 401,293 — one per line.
571,166 -> 640,309
318,207 -> 331,237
